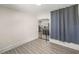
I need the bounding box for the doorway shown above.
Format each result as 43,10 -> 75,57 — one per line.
38,19 -> 49,41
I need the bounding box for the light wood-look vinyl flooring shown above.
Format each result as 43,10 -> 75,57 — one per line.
2,39 -> 79,54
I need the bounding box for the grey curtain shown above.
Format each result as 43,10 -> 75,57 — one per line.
50,5 -> 79,44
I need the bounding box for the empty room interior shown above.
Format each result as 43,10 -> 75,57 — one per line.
0,4 -> 79,54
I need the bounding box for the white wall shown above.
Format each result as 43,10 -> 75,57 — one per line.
0,7 -> 38,53
37,12 -> 50,20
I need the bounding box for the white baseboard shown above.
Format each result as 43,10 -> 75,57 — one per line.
49,38 -> 79,51
0,37 -> 38,53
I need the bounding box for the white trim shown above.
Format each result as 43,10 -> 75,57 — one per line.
0,37 -> 38,53
49,38 -> 79,51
